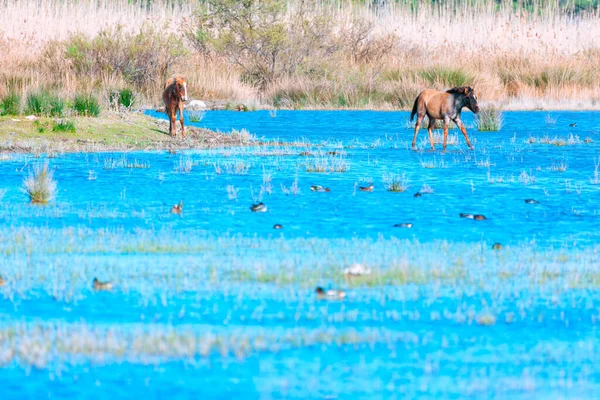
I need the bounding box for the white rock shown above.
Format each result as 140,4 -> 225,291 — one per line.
343,263 -> 372,276
186,100 -> 207,110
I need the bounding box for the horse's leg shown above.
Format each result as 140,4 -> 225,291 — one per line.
443,116 -> 450,150
168,106 -> 177,137
427,118 -> 436,151
455,118 -> 473,149
412,114 -> 425,150
179,102 -> 186,138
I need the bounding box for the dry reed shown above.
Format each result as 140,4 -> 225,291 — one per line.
1,0 -> 599,109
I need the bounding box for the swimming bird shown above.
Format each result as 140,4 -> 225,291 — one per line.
524,199 -> 539,204
170,201 -> 183,214
250,202 -> 267,212
474,214 -> 487,221
393,223 -> 413,228
459,213 -> 474,219
343,263 -> 372,277
310,185 -> 330,192
413,192 -> 422,198
273,224 -> 283,229
316,287 -> 346,300
359,184 -> 374,192
492,243 -> 503,250
569,123 -> 577,127
93,278 -> 113,291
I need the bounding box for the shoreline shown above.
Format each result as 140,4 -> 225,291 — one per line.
0,111 -> 309,154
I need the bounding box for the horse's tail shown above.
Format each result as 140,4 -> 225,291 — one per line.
410,95 -> 419,121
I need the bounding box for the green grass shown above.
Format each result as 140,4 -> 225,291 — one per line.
25,90 -> 65,117
0,92 -> 21,115
52,119 -> 76,133
418,67 -> 474,88
72,94 -> 100,116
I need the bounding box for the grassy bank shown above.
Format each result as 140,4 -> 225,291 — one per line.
1,0 -> 600,110
0,112 -> 258,153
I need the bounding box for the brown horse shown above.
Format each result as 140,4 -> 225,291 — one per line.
163,75 -> 188,138
410,86 -> 480,150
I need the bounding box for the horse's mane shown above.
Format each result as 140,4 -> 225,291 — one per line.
446,86 -> 473,95
164,75 -> 186,90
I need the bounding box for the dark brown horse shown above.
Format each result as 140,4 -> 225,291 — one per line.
410,86 -> 480,150
163,75 -> 188,138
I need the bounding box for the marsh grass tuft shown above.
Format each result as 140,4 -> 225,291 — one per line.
383,172 -> 410,192
1,92 -> 21,115
476,108 -> 503,131
188,110 -> 206,123
22,162 -> 57,204
26,90 -> 65,117
72,94 -> 100,116
52,119 -> 76,133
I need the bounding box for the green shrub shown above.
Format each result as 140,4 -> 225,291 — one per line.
1,92 -> 21,115
26,90 -> 65,117
52,119 -> 76,133
118,89 -> 136,109
72,94 -> 100,116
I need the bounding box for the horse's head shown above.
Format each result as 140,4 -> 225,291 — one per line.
173,76 -> 188,102
462,86 -> 479,114
448,86 -> 479,114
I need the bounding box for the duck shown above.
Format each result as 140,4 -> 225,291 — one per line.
492,243 -> 503,250
316,287 -> 346,300
93,278 -> 113,291
413,192 -> 422,198
273,224 -> 283,229
250,202 -> 267,212
170,201 -> 183,214
474,214 -> 487,221
393,223 -> 413,228
310,185 -> 330,192
459,213 -> 474,219
524,199 -> 539,204
569,123 -> 577,127
343,263 -> 372,277
359,184 -> 374,192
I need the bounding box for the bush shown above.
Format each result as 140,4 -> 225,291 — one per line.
190,0 -> 337,90
22,162 -> 57,204
63,25 -> 186,90
1,92 -> 21,115
72,94 -> 100,116
52,119 -> 76,133
26,90 -> 65,117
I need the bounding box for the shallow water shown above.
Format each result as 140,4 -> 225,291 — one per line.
1,110 -> 600,398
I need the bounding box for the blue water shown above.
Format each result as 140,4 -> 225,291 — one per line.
1,110 -> 600,398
